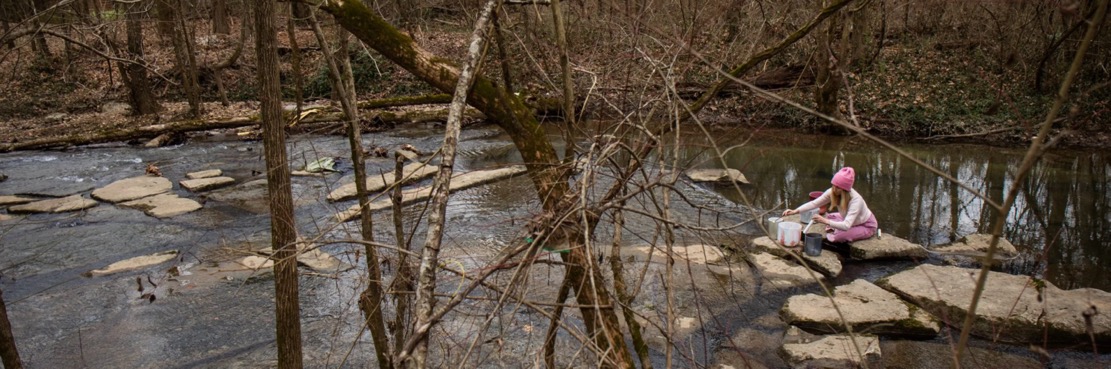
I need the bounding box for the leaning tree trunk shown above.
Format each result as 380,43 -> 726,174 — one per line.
121,0 -> 163,115
0,288 -> 23,369
255,0 -> 304,367
814,7 -> 843,122
304,0 -> 631,366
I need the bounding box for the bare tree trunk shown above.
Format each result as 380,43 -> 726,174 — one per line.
0,288 -> 23,369
287,4 -> 305,114
212,0 -> 230,34
122,0 -> 163,115
411,2 -> 497,367
154,0 -> 175,44
176,0 -> 203,117
550,0 -> 576,160
308,13 -> 392,369
814,7 -> 843,121
2,21 -> 15,49
255,0 -> 304,366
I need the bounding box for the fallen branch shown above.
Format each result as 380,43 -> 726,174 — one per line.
0,95 -> 487,152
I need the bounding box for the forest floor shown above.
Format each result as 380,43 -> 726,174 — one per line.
1,19 -> 1108,152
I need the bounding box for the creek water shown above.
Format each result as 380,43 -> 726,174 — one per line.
0,124 -> 1107,368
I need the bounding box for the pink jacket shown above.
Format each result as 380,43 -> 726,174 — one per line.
797,188 -> 874,231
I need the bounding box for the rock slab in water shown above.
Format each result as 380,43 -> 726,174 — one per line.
781,334 -> 882,369
0,213 -> 15,221
180,176 -> 235,192
933,233 -> 1018,257
849,233 -> 928,260
121,193 -> 202,218
9,194 -> 98,214
620,244 -> 726,265
877,264 -> 1111,345
327,161 -> 439,202
0,195 -> 36,206
259,243 -> 352,274
746,252 -> 823,290
185,169 -> 223,179
751,236 -> 842,278
781,279 -> 940,337
336,165 -> 528,222
87,250 -> 179,277
685,168 -> 749,184
92,176 -> 173,203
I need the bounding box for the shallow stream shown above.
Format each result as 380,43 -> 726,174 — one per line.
0,124 -> 1108,368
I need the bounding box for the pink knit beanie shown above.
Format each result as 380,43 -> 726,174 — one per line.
831,167 -> 855,191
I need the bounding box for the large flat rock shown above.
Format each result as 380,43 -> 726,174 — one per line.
935,234 -> 1018,256
781,279 -> 940,337
616,244 -> 726,265
0,195 -> 36,206
179,176 -> 235,192
849,233 -> 928,260
781,331 -> 882,369
746,252 -> 823,290
91,176 -> 172,203
327,161 -> 439,202
685,168 -> 749,184
337,165 -> 528,222
751,236 -> 842,278
9,194 -> 98,214
185,169 -> 222,179
877,264 -> 1111,345
259,242 -> 353,274
121,193 -> 202,218
86,250 -> 179,277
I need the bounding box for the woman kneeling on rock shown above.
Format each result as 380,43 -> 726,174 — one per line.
782,167 -> 878,243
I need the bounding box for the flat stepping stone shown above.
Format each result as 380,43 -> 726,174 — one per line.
617,244 -> 726,265
18,182 -> 96,197
92,176 -> 172,203
781,279 -> 940,337
849,233 -> 928,260
327,161 -> 439,202
0,213 -> 16,221
9,194 -> 98,214
878,264 -> 1111,345
237,256 -> 274,270
931,233 -> 1019,262
337,165 -> 528,222
782,333 -> 882,369
685,168 -> 749,184
752,236 -> 842,278
121,193 -> 202,218
179,176 -> 235,192
186,169 -> 223,179
86,250 -> 179,277
0,195 -> 36,206
746,252 -> 823,290
259,242 -> 353,274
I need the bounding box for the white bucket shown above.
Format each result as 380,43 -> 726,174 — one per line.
777,222 -> 802,247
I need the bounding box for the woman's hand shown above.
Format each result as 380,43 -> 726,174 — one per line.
813,215 -> 828,224
782,209 -> 798,216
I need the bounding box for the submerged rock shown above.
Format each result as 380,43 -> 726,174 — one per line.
781,333 -> 882,369
180,176 -> 235,192
258,242 -> 352,274
849,233 -> 928,260
0,213 -> 15,221
121,193 -> 202,218
781,279 -> 940,337
751,236 -> 842,278
685,168 -> 749,184
9,194 -> 98,214
91,176 -> 172,203
86,250 -> 179,277
878,264 -> 1111,345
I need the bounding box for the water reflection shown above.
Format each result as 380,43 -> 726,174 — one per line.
681,131 -> 1111,290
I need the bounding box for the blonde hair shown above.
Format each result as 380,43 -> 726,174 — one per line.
829,186 -> 850,214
